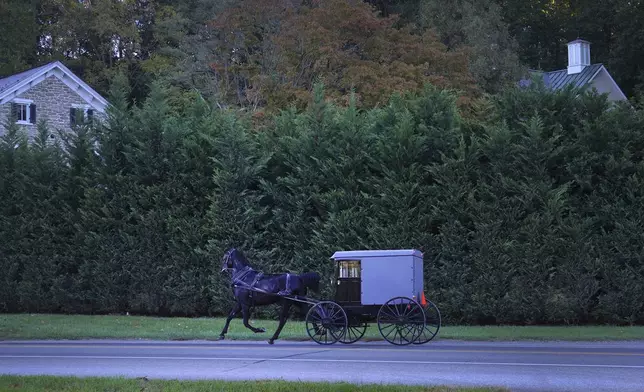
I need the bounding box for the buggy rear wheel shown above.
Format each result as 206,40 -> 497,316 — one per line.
306,301 -> 347,345
413,299 -> 441,344
377,296 -> 425,346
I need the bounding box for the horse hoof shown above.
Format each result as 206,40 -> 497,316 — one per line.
255,328 -> 266,333
218,335 -> 225,340
268,339 -> 274,345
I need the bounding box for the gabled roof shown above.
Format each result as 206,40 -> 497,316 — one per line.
0,63 -> 54,95
540,63 -> 603,90
0,61 -> 109,111
520,63 -> 627,101
521,63 -> 603,90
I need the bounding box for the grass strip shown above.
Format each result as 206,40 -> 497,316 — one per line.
1,314 -> 642,341
0,376 -> 507,392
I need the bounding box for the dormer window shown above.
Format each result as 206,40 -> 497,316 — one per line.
70,104 -> 94,126
11,99 -> 36,125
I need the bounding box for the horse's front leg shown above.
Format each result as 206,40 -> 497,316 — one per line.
241,302 -> 265,334
219,301 -> 241,340
268,300 -> 292,345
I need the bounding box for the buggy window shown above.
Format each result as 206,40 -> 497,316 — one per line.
338,260 -> 360,278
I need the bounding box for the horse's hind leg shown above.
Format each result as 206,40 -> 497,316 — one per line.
219,301 -> 241,340
268,300 -> 292,345
241,303 -> 266,334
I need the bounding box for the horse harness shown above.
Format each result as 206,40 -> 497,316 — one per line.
231,265 -> 293,297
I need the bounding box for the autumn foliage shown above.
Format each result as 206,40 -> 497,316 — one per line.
208,0 -> 478,112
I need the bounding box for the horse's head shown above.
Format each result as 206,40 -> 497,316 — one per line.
221,248 -> 236,272
221,248 -> 249,272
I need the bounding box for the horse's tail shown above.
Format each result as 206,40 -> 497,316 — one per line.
298,272 -> 321,293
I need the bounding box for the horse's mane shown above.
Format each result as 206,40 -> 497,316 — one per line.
299,272 -> 321,292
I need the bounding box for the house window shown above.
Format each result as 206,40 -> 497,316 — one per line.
16,104 -> 28,122
70,104 -> 94,126
11,99 -> 36,125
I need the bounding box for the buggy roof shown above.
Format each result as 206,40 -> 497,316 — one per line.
330,249 -> 423,259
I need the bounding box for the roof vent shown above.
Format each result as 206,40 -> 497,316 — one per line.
567,39 -> 591,75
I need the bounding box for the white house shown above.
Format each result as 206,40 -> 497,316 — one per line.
522,39 -> 628,101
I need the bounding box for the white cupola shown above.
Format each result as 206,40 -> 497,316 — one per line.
567,39 -> 591,75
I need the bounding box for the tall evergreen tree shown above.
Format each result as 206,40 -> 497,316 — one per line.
0,115 -> 30,311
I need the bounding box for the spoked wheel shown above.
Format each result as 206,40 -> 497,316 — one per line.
413,299 -> 441,344
306,301 -> 348,345
339,318 -> 368,344
377,296 -> 425,346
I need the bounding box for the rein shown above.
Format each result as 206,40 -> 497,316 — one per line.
231,265 -> 254,284
229,265 -> 265,289
223,249 -> 306,302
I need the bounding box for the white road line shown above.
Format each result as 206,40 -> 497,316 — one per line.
3,344 -> 642,357
1,355 -> 643,369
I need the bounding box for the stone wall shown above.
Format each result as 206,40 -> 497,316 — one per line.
0,76 -> 104,142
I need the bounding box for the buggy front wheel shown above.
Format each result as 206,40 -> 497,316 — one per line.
305,301 -> 348,345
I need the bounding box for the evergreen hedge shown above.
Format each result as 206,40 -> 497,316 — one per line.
1,79 -> 642,325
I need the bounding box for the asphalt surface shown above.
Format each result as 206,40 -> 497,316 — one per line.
1,339 -> 644,391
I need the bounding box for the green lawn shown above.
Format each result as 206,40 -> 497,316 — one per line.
0,376 -> 507,392
1,314 -> 643,341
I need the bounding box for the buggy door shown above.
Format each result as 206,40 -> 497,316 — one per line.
335,260 -> 361,304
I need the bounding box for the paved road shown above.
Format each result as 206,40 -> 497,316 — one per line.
1,339 -> 644,391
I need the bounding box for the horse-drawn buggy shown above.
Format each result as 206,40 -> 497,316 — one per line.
219,248 -> 441,346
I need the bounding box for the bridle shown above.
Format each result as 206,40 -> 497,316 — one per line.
221,249 -> 235,272
221,248 -> 263,288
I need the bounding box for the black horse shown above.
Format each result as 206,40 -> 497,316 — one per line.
218,248 -> 321,344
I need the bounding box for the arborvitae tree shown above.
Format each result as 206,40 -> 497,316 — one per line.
19,120 -> 76,312
0,116 -> 77,312
0,115 -> 30,311
427,82 -> 644,325
360,87 -> 462,249
71,77 -> 220,316
203,108 -> 274,313
253,85 -> 379,294
98,71 -> 134,175
70,72 -> 137,314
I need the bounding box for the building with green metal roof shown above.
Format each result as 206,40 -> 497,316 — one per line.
520,39 -> 627,101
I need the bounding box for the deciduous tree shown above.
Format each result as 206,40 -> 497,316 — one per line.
418,0 -> 526,94
205,0 -> 477,112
